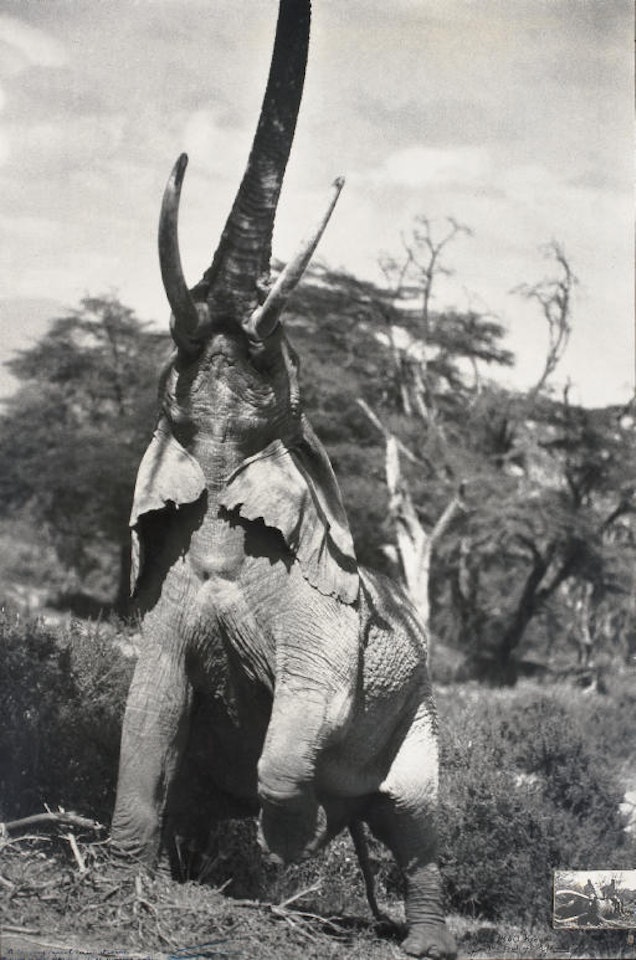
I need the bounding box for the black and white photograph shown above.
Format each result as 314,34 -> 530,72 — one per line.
554,870 -> 636,930
0,2 -> 634,959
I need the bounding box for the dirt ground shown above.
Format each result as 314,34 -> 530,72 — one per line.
3,918 -> 635,960
1,829 -> 634,960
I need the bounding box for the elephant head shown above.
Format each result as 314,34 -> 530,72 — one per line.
130,0 -> 356,607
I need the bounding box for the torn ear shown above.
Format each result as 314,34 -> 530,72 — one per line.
220,425 -> 358,604
129,419 -> 207,594
130,419 -> 206,524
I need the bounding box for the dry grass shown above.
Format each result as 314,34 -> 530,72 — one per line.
2,820 -> 634,960
0,822 -> 404,960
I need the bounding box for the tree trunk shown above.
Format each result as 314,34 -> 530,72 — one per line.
355,399 -> 465,661
385,437 -> 465,656
497,551 -> 549,674
385,436 -> 431,625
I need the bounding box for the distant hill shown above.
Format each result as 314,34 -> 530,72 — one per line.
0,298 -> 63,400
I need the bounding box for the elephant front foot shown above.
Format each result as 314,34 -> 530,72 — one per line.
110,808 -> 162,869
401,923 -> 457,959
258,790 -> 328,863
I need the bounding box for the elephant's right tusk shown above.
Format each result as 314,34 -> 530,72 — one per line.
159,154 -> 208,352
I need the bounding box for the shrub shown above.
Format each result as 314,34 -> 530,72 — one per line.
0,610 -> 133,824
2,607 -> 633,933
437,684 -> 635,923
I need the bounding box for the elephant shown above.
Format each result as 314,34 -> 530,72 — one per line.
555,890 -> 623,925
111,2 -> 456,957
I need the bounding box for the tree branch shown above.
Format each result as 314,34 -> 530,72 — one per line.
600,491 -> 635,533
355,398 -> 431,469
1,812 -> 104,836
430,483 -> 467,549
514,242 -> 577,397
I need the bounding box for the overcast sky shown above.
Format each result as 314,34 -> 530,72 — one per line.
0,0 -> 633,406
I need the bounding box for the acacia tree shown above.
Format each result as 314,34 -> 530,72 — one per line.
359,227 -> 635,682
444,390 -> 636,681
460,247 -> 633,679
0,295 -> 169,611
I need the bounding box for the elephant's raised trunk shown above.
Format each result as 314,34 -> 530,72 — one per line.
161,0 -> 341,350
203,0 -> 311,320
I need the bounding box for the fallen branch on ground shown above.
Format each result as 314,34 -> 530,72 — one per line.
1,812 -> 104,837
231,881 -> 350,944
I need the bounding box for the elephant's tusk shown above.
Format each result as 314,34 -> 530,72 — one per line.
159,154 -> 209,353
245,177 -> 345,341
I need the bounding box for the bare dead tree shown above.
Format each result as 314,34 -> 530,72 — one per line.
514,242 -> 577,396
378,216 -> 473,425
380,216 -> 474,334
385,437 -> 466,633
357,399 -> 465,649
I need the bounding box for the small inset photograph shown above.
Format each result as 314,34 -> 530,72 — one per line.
553,870 -> 636,929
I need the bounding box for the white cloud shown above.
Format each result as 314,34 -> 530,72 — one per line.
0,88 -> 7,164
3,114 -> 126,175
0,16 -> 67,72
181,110 -> 221,161
359,145 -> 493,189
0,18 -> 67,169
180,109 -> 251,178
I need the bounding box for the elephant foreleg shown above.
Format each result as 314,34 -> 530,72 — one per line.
365,712 -> 456,959
111,647 -> 192,866
257,693 -> 329,864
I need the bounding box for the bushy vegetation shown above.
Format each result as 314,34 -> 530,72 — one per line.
2,612 -> 633,934
0,610 -> 132,825
437,683 -> 635,924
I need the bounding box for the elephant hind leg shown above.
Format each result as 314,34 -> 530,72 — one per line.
365,797 -> 456,958
364,715 -> 456,959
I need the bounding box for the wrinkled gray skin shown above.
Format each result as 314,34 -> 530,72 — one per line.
111,2 -> 455,957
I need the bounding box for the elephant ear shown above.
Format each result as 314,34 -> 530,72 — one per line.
220,419 -> 358,604
129,418 -> 207,594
